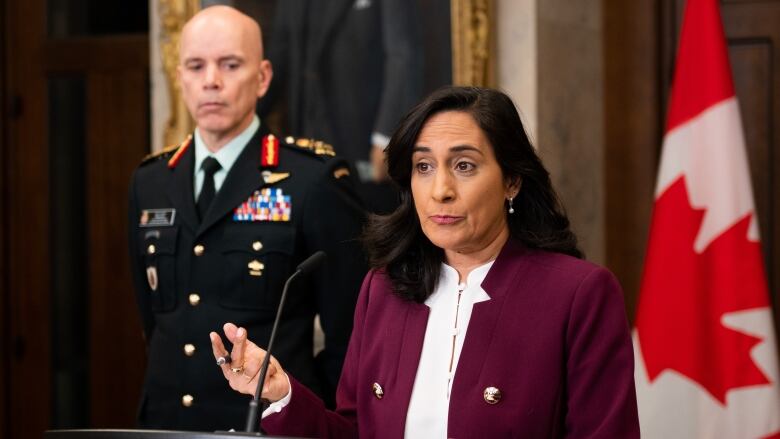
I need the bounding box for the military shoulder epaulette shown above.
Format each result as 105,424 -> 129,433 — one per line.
140,135 -> 192,167
282,135 -> 336,157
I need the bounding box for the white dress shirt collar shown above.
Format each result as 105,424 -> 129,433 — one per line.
193,115 -> 260,198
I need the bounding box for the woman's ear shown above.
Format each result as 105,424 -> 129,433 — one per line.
506,176 -> 522,199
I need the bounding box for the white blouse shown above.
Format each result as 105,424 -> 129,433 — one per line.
404,261 -> 493,438
263,261 -> 494,438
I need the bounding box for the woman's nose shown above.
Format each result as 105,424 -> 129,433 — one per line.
431,168 -> 455,202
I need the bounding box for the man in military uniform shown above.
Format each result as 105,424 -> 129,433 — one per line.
128,6 -> 366,431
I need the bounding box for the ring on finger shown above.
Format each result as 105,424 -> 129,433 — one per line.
216,355 -> 232,366
231,365 -> 244,374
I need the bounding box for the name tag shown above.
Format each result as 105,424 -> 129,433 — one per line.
140,208 -> 176,227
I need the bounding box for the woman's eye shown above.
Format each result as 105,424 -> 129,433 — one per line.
415,162 -> 431,173
455,161 -> 475,172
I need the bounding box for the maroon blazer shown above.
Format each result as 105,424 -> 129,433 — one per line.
263,239 -> 639,438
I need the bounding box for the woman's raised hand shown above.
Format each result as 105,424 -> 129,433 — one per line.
210,322 -> 290,402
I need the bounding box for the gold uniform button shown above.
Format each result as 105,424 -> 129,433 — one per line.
188,293 -> 201,306
372,382 -> 384,400
147,244 -> 156,255
483,387 -> 501,404
182,394 -> 194,407
252,241 -> 263,251
193,244 -> 205,256
248,260 -> 265,276
184,344 -> 196,356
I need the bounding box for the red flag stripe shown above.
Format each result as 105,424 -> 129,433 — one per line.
666,0 -> 735,133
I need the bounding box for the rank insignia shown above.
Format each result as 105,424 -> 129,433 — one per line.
261,134 -> 279,168
233,188 -> 291,222
167,135 -> 192,168
333,167 -> 350,179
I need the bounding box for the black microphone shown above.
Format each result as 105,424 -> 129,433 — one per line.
296,250 -> 327,276
244,251 -> 327,433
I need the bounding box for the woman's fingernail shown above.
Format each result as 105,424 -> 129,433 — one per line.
237,328 -> 244,337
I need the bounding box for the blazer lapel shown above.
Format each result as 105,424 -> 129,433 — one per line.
392,301 -> 430,434
165,144 -> 199,233
447,241 -> 530,431
195,128 -> 265,237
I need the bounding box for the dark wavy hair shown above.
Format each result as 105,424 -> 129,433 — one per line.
364,86 -> 581,303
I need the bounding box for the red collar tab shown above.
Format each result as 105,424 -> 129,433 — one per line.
167,135 -> 192,169
261,134 -> 280,168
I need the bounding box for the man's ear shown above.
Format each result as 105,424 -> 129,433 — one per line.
256,59 -> 273,98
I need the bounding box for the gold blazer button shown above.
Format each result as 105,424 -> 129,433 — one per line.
483,386 -> 501,404
372,382 -> 384,400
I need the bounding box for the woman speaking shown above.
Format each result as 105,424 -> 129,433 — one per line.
210,87 -> 640,438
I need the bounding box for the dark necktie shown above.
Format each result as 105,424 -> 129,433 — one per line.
197,157 -> 221,220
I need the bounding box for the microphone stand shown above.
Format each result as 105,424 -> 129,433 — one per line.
244,251 -> 327,434
244,271 -> 299,433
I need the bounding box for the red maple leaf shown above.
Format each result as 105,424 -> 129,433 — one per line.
636,176 -> 771,404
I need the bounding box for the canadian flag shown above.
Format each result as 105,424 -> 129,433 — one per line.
633,0 -> 780,437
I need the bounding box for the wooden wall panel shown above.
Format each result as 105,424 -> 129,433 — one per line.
4,0 -> 52,437
729,42 -> 774,292
0,0 -> 7,434
3,3 -> 149,433
720,0 -> 780,323
603,0 -> 661,319
86,64 -> 148,428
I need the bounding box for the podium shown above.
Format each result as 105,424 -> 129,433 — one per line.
45,430 -> 303,439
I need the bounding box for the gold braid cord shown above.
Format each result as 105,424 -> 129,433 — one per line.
451,0 -> 494,87
159,0 -> 200,147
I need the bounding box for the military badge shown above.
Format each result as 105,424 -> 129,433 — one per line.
262,171 -> 290,185
233,188 -> 291,222
248,260 -> 265,276
146,266 -> 158,291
